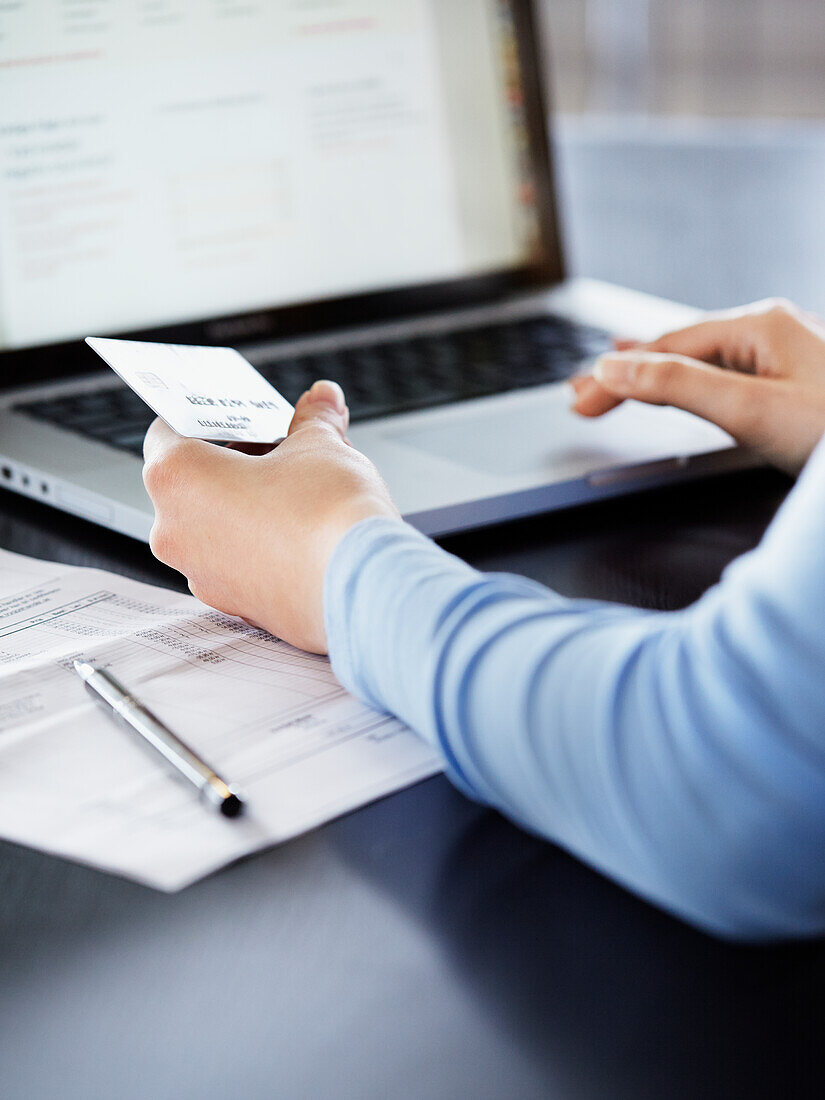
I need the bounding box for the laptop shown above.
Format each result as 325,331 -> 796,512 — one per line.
0,1 -> 746,542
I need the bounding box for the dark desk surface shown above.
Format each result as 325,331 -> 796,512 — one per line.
2,128 -> 824,1100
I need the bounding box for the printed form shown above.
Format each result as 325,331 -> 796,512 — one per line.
0,549 -> 442,889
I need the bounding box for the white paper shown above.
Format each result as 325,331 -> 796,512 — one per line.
0,548 -> 442,890
86,337 -> 294,444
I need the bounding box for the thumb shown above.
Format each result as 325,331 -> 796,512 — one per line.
288,379 -> 350,440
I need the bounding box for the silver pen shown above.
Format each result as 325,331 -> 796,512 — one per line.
73,660 -> 245,818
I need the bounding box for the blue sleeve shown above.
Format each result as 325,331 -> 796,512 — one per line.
323,440 -> 825,941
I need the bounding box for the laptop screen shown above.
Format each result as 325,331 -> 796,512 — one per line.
0,1 -> 557,357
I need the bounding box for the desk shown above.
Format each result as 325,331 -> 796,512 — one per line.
1,126 -> 823,1100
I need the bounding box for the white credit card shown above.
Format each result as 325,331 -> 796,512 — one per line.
86,337 -> 294,444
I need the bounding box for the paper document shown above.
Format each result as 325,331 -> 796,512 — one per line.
0,549 -> 442,889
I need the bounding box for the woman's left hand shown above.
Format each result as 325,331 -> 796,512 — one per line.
142,380 -> 400,654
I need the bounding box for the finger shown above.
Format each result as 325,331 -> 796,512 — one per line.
225,439 -> 284,456
797,308 -> 825,349
143,418 -> 216,466
639,300 -> 809,372
288,380 -> 350,440
143,417 -> 178,463
641,316 -> 758,370
142,418 -> 223,505
614,338 -> 641,351
592,351 -> 780,444
568,375 -> 624,417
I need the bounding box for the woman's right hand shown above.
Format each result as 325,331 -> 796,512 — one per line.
570,299 -> 825,474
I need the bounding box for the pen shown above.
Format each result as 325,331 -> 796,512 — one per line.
73,660 -> 245,818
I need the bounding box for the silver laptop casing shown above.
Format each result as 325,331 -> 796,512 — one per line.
0,277 -> 751,543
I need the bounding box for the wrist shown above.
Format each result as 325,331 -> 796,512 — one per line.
321,495 -> 401,573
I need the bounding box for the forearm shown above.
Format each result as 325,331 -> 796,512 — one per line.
324,504 -> 825,940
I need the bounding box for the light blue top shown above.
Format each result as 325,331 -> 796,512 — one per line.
324,439 -> 825,940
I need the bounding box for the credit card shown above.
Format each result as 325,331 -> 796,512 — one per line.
86,337 -> 294,444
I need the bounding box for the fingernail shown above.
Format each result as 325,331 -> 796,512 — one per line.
307,379 -> 346,413
593,355 -> 638,391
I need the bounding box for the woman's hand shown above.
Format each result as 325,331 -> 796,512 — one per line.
570,299 -> 825,474
143,380 -> 399,654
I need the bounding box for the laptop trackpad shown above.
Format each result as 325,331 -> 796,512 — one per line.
390,391 -> 733,482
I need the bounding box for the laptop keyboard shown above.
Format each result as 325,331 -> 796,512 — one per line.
15,314 -> 611,458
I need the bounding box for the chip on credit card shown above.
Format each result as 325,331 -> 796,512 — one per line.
86,337 -> 294,444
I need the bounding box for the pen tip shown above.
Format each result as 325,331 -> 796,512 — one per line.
73,659 -> 94,679
220,791 -> 245,819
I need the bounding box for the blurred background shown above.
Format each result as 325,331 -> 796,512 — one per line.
546,0 -> 825,117
542,0 -> 825,314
